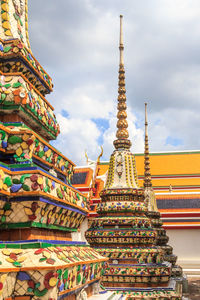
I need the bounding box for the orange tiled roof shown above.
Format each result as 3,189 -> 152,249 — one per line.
99,151 -> 200,177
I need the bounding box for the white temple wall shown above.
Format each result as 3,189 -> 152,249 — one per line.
166,229 -> 200,275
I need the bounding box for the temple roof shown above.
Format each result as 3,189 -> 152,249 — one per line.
99,150 -> 200,177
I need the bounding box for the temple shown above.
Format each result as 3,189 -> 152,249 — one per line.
85,15 -> 183,299
0,1 -> 107,299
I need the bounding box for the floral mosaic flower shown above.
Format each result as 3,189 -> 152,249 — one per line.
24,201 -> 40,221
34,248 -> 56,265
27,279 -> 48,297
30,174 -> 44,191
44,271 -> 58,289
2,249 -> 26,267
13,86 -> 27,105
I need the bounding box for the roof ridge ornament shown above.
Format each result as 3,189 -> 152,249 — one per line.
113,15 -> 132,151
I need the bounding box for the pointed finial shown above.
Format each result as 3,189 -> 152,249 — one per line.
144,102 -> 152,188
145,102 -> 148,132
119,15 -> 124,66
113,15 -> 131,150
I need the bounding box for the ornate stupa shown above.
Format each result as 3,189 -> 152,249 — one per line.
144,103 -> 183,279
85,15 -> 182,299
0,1 -> 107,299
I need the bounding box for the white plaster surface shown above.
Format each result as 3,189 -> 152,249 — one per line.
72,218 -> 88,243
166,229 -> 200,273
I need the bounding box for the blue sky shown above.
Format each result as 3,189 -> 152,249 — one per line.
28,0 -> 200,164
165,137 -> 183,147
91,118 -> 110,145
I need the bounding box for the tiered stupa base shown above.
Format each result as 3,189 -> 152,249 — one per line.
94,248 -> 182,299
86,186 -> 183,300
146,211 -> 183,278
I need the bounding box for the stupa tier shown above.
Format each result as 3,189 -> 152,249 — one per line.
0,0 -> 57,141
85,15 -> 182,299
0,1 -> 107,299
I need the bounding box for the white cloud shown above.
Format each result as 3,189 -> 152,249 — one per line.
53,83 -> 114,164
55,114 -> 101,165
28,0 -> 200,165
56,84 -> 113,120
52,86 -> 145,164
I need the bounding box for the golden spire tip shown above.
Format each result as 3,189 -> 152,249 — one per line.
119,14 -> 124,66
145,102 -> 148,126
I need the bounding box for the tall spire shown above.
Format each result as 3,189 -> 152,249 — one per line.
144,103 -> 152,188
113,15 -> 131,150
105,15 -> 139,190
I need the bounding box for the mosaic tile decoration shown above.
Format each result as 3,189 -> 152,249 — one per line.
0,74 -> 59,139
0,242 -> 107,299
0,123 -> 74,181
0,1 -> 108,299
0,38 -> 53,94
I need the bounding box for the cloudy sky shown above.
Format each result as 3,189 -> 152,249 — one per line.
28,0 -> 200,165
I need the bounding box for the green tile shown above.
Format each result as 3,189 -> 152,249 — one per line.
41,242 -> 52,248
21,243 -> 41,249
6,244 -> 21,249
0,222 -> 77,232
